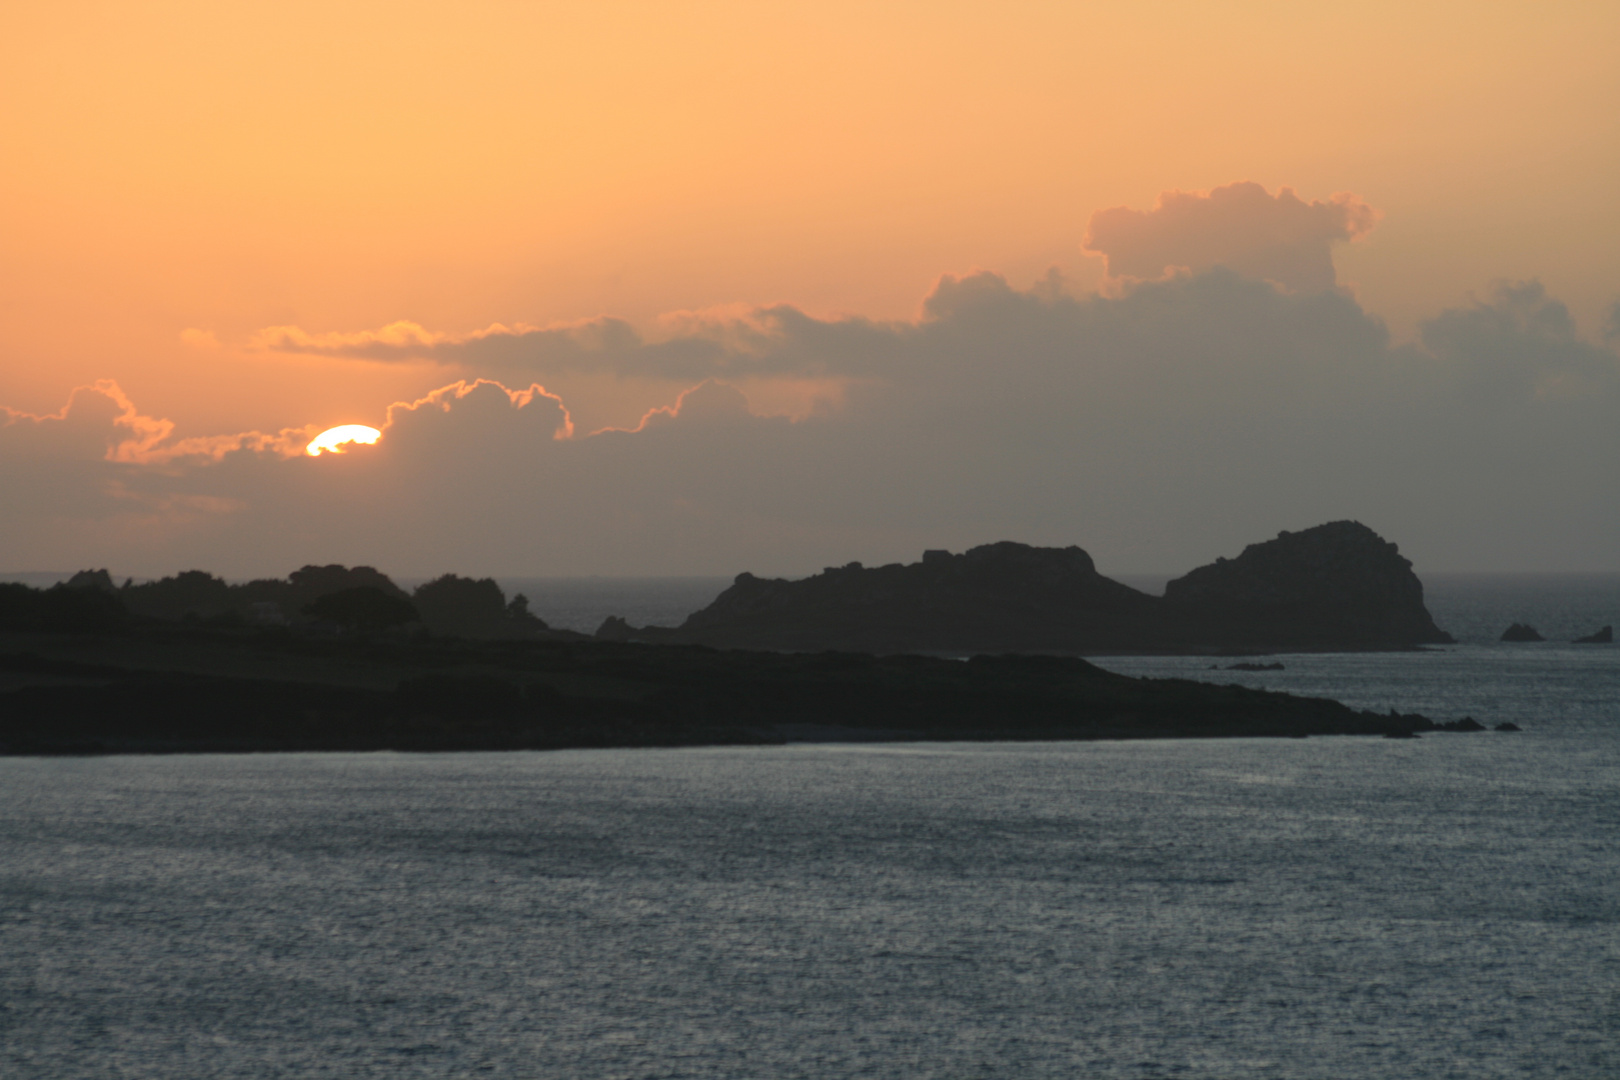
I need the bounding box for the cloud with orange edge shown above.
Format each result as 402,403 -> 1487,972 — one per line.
3,255 -> 1618,578
252,307 -> 896,383
1084,182 -> 1380,293
1,380 -> 314,466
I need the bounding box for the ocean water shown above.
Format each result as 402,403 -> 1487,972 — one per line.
3,579 -> 1618,1077
4,734 -> 1618,1079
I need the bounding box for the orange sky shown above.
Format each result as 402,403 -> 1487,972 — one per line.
3,0 -> 1617,437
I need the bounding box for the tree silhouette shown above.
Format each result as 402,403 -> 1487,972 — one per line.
0,583 -> 127,632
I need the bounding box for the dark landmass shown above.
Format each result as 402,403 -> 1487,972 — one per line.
1573,625 -> 1613,644
598,521 -> 1454,655
0,623 -> 1482,756
1159,522 -> 1453,649
1501,623 -> 1545,642
57,565 -> 547,639
0,547 -> 1497,756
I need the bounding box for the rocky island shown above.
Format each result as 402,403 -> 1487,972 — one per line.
600,521 -> 1454,655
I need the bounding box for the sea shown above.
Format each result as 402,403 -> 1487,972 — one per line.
2,574 -> 1618,1078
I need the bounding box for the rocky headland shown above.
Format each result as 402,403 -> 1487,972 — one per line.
600,521 -> 1454,655
0,543 -> 1480,754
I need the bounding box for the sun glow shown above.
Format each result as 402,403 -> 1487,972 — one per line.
306,424 -> 381,456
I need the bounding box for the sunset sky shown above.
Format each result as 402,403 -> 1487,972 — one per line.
3,1 -> 1618,577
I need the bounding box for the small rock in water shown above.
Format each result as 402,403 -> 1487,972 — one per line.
1500,623 -> 1544,642
1572,625 -> 1613,644
1494,722 -> 1522,732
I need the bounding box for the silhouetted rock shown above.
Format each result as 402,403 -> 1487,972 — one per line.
302,587 -> 418,632
1437,716 -> 1487,732
1225,662 -> 1285,671
65,569 -> 116,593
505,593 -> 549,635
412,575 -> 549,639
1494,722 -> 1521,731
594,615 -> 639,642
601,522 -> 1451,655
1573,625 -> 1613,644
612,542 -> 1165,654
1500,623 -> 1544,642
1162,522 -> 1454,648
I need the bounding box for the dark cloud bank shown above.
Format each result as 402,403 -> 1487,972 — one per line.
5,191 -> 1618,577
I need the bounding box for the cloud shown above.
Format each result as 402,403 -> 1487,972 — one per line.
2,380 -> 174,464
252,182 -> 1384,391
1421,280 -> 1620,400
4,268 -> 1617,577
1084,182 -> 1380,292
1,379 -> 314,472
256,309 -> 899,382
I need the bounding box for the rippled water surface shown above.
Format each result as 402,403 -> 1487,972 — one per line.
5,576 -> 1619,1078
5,725 -> 1618,1079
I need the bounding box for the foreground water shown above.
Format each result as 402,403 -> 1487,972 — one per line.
3,577 -> 1618,1077
5,726 -> 1618,1078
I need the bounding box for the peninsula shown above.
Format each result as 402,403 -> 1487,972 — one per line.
0,559 -> 1474,755
0,522 -> 1478,755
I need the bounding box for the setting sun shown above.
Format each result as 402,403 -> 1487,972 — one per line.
305,424 -> 381,457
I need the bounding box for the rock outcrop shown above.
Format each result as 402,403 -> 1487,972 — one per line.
65,569 -> 117,593
1500,623 -> 1544,642
1161,522 -> 1454,649
630,542 -> 1166,654
411,574 -> 549,639
600,521 -> 1453,654
1573,625 -> 1613,644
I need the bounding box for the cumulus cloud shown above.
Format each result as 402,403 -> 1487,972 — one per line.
1084,182 -> 1379,292
1421,280 -> 1620,400
2,381 -> 175,464
4,269 -> 1617,576
2,380 -> 313,468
